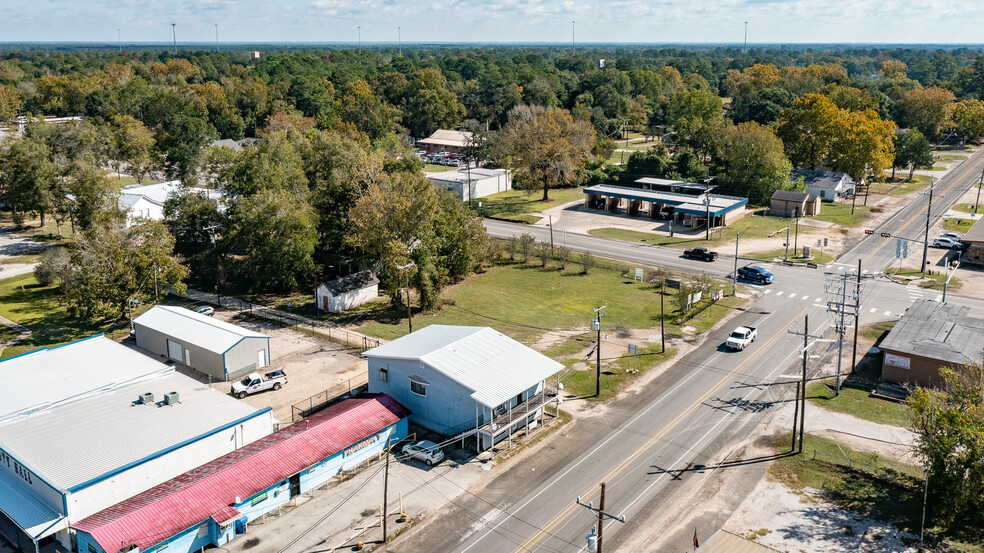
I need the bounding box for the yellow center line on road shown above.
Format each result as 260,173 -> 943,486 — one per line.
511,305 -> 811,553
862,153 -> 984,265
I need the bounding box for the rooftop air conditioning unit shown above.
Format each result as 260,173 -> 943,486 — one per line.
164,391 -> 180,405
140,392 -> 155,405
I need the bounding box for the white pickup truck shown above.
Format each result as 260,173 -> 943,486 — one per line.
232,370 -> 287,399
725,326 -> 757,351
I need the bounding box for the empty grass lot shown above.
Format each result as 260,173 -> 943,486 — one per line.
943,218 -> 975,232
561,345 -> 678,401
475,187 -> 585,224
357,260 -> 747,345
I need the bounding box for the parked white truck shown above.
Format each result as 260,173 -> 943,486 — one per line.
725,326 -> 757,351
232,370 -> 287,399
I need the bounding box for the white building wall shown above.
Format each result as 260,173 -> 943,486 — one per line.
64,409 -> 274,522
317,285 -> 378,314
124,197 -> 165,228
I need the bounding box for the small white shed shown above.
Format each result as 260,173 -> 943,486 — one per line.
316,271 -> 380,314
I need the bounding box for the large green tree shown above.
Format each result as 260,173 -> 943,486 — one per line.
497,105 -> 596,201
893,128 -> 934,180
0,135 -> 57,226
776,93 -> 841,170
715,122 -> 794,204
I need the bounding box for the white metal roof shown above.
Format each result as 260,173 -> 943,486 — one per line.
0,369 -> 266,492
0,336 -> 172,423
364,325 -> 564,408
119,181 -> 181,206
426,168 -> 509,184
133,305 -> 267,355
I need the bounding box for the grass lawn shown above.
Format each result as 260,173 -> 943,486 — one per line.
423,163 -> 457,173
870,175 -> 932,196
0,253 -> 42,265
117,176 -> 162,187
562,345 -> 678,401
769,433 -> 923,530
952,203 -> 983,215
884,267 -> 960,291
812,202 -> 871,227
475,187 -> 585,224
0,274 -> 114,358
935,154 -> 970,162
861,320 -> 896,342
745,248 -> 836,264
357,260 -> 747,345
943,218 -> 975,232
9,218 -> 76,245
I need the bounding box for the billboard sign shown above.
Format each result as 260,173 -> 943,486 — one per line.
884,353 -> 911,370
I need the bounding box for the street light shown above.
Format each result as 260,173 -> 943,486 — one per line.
733,226 -> 758,295
942,258 -> 960,303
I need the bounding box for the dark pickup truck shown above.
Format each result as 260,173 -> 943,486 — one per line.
683,247 -> 718,261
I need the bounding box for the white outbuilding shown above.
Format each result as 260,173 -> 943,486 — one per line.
316,271 -> 380,314
133,305 -> 271,382
426,168 -> 512,201
0,335 -> 274,553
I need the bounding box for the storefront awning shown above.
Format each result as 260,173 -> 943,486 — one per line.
0,474 -> 65,540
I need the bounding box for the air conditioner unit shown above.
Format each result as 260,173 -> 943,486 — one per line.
165,391 -> 180,405
140,392 -> 155,405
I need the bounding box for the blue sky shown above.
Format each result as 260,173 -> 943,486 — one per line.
1,0 -> 981,44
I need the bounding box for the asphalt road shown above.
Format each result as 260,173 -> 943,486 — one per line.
388,154 -> 984,553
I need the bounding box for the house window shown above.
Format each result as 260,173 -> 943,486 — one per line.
156,542 -> 169,553
820,190 -> 826,198
410,380 -> 427,396
379,368 -> 388,382
88,544 -> 97,553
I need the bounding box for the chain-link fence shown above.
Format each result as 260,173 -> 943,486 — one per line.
291,376 -> 370,423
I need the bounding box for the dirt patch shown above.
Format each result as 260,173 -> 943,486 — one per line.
531,328 -> 588,352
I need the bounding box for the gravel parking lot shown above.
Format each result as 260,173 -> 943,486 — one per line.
162,307 -> 369,425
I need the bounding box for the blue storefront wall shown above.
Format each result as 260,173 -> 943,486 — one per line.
75,418 -> 408,553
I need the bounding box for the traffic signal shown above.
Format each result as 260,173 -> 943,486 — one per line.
864,230 -> 874,234
768,231 -> 778,237
881,233 -> 891,237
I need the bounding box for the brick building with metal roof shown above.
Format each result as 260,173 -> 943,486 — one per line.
72,394 -> 409,553
879,299 -> 984,387
0,336 -> 275,553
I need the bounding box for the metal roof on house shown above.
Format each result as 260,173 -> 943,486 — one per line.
879,299 -> 984,366
0,369 -> 265,492
363,325 -> 565,408
417,129 -> 472,148
791,169 -> 854,190
696,530 -> 781,553
133,305 -> 267,354
72,394 -> 410,553
584,184 -> 748,218
120,181 -> 181,207
0,335 -> 171,423
320,270 -> 380,296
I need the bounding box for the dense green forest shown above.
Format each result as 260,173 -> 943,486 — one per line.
3,44 -> 984,318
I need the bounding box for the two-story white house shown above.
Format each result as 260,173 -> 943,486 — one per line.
364,325 -> 563,451
791,169 -> 856,202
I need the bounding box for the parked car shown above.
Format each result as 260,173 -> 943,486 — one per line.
725,326 -> 757,351
231,370 -> 287,399
939,233 -> 964,242
683,247 -> 718,261
737,265 -> 775,284
191,305 -> 215,317
933,237 -> 965,249
402,440 -> 445,466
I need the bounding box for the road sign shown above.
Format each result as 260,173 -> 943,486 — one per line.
903,240 -> 909,258
628,344 -> 637,355
824,238 -> 828,247
896,238 -> 902,258
634,268 -> 643,282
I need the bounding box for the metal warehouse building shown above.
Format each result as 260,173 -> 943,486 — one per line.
133,305 -> 271,382
0,335 -> 274,553
73,394 -> 410,553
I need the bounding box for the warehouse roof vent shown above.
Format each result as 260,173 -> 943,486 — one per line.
164,391 -> 180,405
139,392 -> 155,405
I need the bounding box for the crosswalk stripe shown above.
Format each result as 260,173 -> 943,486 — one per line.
787,293 -> 797,299
775,291 -> 784,296
801,296 -> 810,301
869,307 -> 877,313
884,310 -> 893,316
763,289 -> 771,294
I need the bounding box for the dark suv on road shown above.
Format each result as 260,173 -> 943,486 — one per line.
738,265 -> 775,284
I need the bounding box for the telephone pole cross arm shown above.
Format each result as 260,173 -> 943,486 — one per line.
576,482 -> 625,553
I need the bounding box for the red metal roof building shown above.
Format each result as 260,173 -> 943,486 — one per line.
72,393 -> 410,553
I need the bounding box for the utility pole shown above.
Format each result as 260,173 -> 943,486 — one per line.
793,208 -> 800,257
735,225 -> 759,294
398,27 -> 402,57
171,23 -> 177,55
571,20 -> 575,57
215,24 -> 219,52
548,214 -> 555,251
382,437 -> 394,543
942,259 -> 960,303
118,28 -> 122,53
743,21 -> 748,51
593,304 -> 607,397
576,482 -> 625,553
787,315 -> 820,453
825,272 -> 866,394
659,284 -> 665,352
768,226 -> 790,262
976,167 -> 984,217
851,258 -> 861,372
922,178 -> 934,279
397,262 -> 415,333
358,26 -> 362,54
